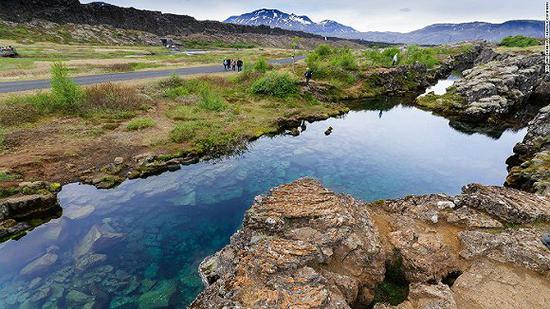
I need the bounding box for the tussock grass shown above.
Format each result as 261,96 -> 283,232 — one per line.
251,72 -> 299,98
126,117 -> 156,131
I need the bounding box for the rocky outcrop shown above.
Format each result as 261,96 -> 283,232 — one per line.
192,179 -> 550,308
506,104 -> 550,195
455,53 -> 546,121
0,192 -> 61,240
191,178 -> 386,308
417,50 -> 548,126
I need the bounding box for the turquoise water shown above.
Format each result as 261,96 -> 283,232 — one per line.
0,99 -> 526,308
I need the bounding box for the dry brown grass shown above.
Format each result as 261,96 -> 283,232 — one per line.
84,83 -> 149,112
0,103 -> 41,126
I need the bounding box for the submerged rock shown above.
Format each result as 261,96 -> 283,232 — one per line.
74,224 -> 125,258
20,252 -> 58,276
138,279 -> 177,309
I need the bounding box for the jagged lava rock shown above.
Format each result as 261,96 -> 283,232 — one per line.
191,178 -> 385,308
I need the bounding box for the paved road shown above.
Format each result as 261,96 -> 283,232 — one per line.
0,56 -> 305,94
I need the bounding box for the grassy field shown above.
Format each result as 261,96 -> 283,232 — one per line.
0,39 -> 298,81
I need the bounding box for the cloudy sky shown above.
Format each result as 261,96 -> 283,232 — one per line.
82,0 -> 544,32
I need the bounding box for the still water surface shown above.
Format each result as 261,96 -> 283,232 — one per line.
0,99 -> 526,308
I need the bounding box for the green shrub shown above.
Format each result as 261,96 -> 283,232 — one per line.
198,88 -> 226,111
50,62 -> 84,113
163,79 -> 209,100
306,45 -> 358,81
499,35 -> 539,47
403,45 -> 439,68
251,72 -> 299,98
252,57 -> 269,73
126,117 -> 156,131
160,74 -> 185,88
363,47 -> 401,67
170,121 -> 199,142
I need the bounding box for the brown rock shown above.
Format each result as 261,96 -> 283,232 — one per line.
191,178 -> 385,308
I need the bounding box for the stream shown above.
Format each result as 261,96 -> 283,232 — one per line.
0,93 -> 527,307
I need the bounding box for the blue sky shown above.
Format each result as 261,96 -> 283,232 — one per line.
82,0 -> 545,32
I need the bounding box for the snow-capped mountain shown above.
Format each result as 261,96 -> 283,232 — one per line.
224,9 -> 358,35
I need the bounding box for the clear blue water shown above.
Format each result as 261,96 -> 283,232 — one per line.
0,99 -> 526,308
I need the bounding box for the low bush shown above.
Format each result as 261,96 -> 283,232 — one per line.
306,45 -> 359,82
198,88 -> 226,111
84,83 -> 147,112
49,62 -> 85,113
499,35 -> 539,47
126,117 -> 156,131
250,72 -> 299,98
252,57 -> 269,73
0,101 -> 41,126
159,74 -> 185,89
170,121 -> 199,143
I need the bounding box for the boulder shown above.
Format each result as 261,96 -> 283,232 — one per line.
20,252 -> 58,276
74,224 -> 125,258
191,178 -> 386,308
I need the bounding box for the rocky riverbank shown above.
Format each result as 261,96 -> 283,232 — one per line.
191,178 -> 550,308
416,48 -> 548,126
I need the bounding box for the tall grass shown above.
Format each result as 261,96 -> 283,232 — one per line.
162,78 -> 225,111
49,62 -> 85,113
170,121 -> 199,143
305,45 -> 359,83
251,72 -> 299,98
252,57 -> 269,73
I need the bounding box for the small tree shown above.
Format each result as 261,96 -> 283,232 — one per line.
50,62 -> 84,112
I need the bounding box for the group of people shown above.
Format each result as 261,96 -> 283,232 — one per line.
223,59 -> 244,72
0,45 -> 17,57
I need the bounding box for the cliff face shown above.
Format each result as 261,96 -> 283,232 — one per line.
0,0 -> 323,38
191,179 -> 550,308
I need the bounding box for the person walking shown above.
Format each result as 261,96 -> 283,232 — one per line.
304,68 -> 313,86
236,59 -> 243,72
232,59 -> 237,71
223,59 -> 228,70
392,53 -> 399,66
227,59 -> 232,71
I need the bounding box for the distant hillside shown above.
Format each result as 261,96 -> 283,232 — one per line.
225,9 -> 358,35
345,20 -> 544,44
0,0 -> 328,39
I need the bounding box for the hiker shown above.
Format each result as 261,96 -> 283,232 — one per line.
223,59 -> 228,70
236,59 -> 243,72
304,68 -> 313,85
227,59 -> 232,71
232,60 -> 237,71
392,53 -> 399,66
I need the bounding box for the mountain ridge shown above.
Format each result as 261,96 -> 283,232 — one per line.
225,9 -> 358,35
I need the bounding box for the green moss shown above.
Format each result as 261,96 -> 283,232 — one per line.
415,87 -> 466,114
371,254 -> 409,307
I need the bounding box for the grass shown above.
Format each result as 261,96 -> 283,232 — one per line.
0,127 -> 5,149
0,65 -> 149,128
306,45 -> 359,85
126,117 -> 156,131
170,121 -> 200,143
499,36 -> 540,48
251,72 -> 299,98
362,45 -> 471,69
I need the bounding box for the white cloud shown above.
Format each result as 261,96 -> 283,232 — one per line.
81,0 -> 544,32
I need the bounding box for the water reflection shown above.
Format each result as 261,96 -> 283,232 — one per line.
0,101 -> 526,308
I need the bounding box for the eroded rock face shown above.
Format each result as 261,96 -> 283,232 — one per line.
191,179 -> 550,308
456,184 -> 550,223
455,53 -> 546,121
506,104 -> 550,196
0,193 -> 61,240
191,178 -> 386,308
